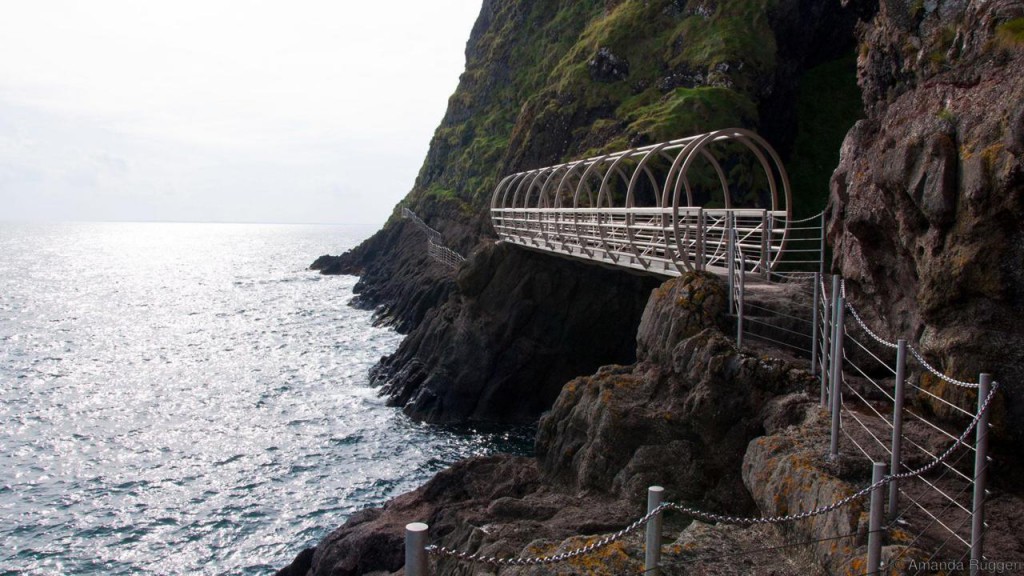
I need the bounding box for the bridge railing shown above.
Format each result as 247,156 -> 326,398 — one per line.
492,206 -> 796,279
490,128 -> 802,279
770,210 -> 826,280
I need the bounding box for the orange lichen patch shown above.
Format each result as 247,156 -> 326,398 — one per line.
650,280 -> 676,303
917,371 -> 976,420
890,527 -> 913,544
601,375 -> 642,390
980,142 -> 1006,166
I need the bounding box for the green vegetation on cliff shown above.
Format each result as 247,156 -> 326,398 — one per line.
409,0 -> 781,212
996,18 -> 1024,48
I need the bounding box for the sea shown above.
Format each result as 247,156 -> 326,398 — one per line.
0,222 -> 528,575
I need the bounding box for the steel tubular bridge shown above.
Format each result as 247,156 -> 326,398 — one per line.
490,128 -> 797,278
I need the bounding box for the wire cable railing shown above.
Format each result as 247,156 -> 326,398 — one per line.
401,207 -> 466,271
812,277 -> 999,574
404,379 -> 999,575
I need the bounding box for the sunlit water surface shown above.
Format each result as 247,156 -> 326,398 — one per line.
0,222 -> 527,575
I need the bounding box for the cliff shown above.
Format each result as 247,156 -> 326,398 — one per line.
320,0 -> 865,424
829,0 -> 1024,473
280,273 -> 821,575
289,0 -> 1024,573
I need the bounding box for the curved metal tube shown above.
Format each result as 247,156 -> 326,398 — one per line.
488,128 -> 793,276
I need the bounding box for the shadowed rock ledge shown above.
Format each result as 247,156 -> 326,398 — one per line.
276,273 -> 826,575
372,241 -> 662,424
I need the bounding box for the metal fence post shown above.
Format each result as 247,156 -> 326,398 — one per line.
737,260 -> 745,349
645,486 -> 664,575
405,522 -> 428,576
820,276 -> 833,408
697,208 -> 706,272
889,339 -> 907,521
970,374 -> 992,575
728,215 -> 735,313
811,271 -> 820,377
819,210 -> 827,278
760,209 -> 769,281
827,275 -> 841,404
829,290 -> 845,459
867,462 -> 886,575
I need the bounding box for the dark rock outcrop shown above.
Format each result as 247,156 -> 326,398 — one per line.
829,0 -> 1024,472
536,273 -> 812,509
309,254 -> 345,275
280,274 -> 819,575
588,47 -> 630,83
374,242 -> 661,423
317,219 -> 459,333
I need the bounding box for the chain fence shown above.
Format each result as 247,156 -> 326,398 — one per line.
415,379 -> 998,572
822,276 -> 998,573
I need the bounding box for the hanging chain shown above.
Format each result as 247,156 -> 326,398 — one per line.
426,505 -> 662,566
841,280 -> 980,388
424,381 -> 1000,566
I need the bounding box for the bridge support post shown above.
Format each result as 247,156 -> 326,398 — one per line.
866,462 -> 886,575
405,522 -> 429,576
760,209 -> 769,282
645,486 -> 664,576
829,286 -> 845,459
727,214 -> 735,312
970,373 -> 992,575
696,208 -> 706,272
888,339 -> 907,520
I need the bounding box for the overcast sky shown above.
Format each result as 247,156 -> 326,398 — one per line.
0,1 -> 482,225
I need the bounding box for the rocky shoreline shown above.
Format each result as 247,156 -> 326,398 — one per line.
279,271 -> 1024,575
275,273 -> 825,575
281,0 -> 1024,573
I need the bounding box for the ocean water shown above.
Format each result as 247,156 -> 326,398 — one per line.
0,222 -> 527,575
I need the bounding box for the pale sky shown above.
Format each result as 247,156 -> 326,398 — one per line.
0,1 -> 483,225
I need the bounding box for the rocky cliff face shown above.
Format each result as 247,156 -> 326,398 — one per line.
829,0 -> 1024,467
287,0 -> 1024,573
278,273 -> 819,576
371,241 -> 660,423
319,0 -> 865,425
535,273 -> 811,508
